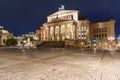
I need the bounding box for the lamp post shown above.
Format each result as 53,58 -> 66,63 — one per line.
108,36 -> 115,48
23,40 -> 27,49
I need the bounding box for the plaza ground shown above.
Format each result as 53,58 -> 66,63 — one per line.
0,48 -> 120,80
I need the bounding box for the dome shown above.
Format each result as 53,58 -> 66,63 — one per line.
0,26 -> 9,34
0,30 -> 9,34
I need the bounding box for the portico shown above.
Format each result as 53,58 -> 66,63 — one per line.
41,20 -> 76,41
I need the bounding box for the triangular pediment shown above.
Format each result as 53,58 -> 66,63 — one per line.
48,10 -> 79,17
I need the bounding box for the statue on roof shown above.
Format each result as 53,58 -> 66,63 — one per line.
58,5 -> 65,10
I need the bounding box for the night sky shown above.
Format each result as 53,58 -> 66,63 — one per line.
0,0 -> 120,36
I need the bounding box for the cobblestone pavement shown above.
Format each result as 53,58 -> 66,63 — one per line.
0,48 -> 120,80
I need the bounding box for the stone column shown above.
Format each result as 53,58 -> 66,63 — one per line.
43,28 -> 45,41
70,25 -> 72,40
73,24 -> 76,40
71,24 -> 74,40
54,26 -> 55,41
44,31 -> 45,41
48,27 -> 50,41
65,24 -> 67,39
75,24 -> 77,40
41,29 -> 43,41
59,25 -> 61,41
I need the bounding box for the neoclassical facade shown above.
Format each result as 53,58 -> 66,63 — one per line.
0,26 -> 13,46
35,8 -> 115,47
41,20 -> 77,41
37,9 -> 91,41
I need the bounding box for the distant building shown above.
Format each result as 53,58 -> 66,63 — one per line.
117,35 -> 120,48
22,32 -> 36,39
14,36 -> 24,47
0,26 -> 13,46
90,19 -> 115,48
21,32 -> 38,47
35,6 -> 116,48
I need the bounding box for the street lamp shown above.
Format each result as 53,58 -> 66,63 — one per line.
20,39 -> 27,54
23,40 -> 27,49
108,36 -> 115,48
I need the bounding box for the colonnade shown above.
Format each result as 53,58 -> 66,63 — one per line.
42,23 -> 76,41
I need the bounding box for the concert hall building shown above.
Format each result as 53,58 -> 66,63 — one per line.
35,6 -> 115,48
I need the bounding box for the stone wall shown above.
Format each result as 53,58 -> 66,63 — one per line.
65,40 -> 75,48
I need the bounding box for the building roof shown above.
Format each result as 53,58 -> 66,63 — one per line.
0,26 -> 9,34
47,10 -> 79,17
0,29 -> 9,34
